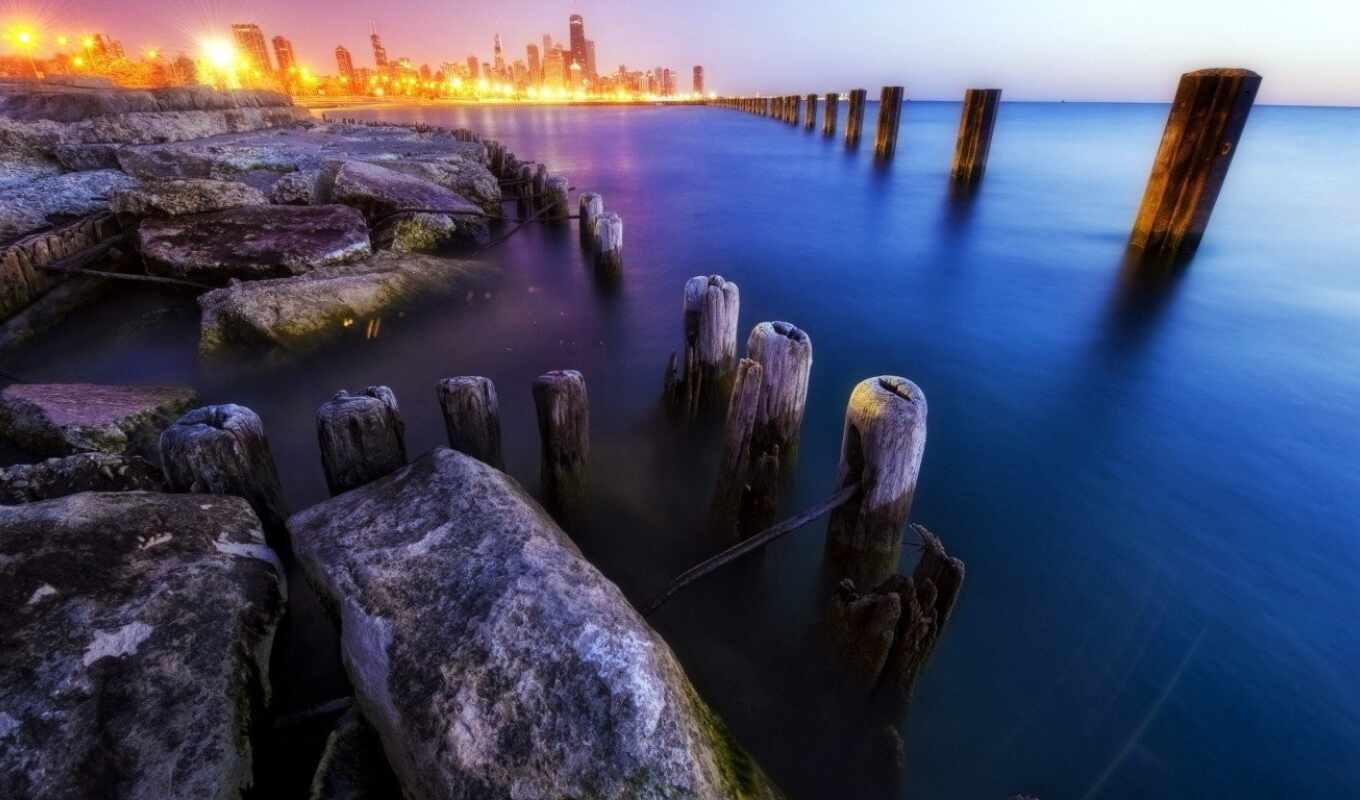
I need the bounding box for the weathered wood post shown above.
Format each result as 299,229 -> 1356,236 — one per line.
532,163 -> 548,216
1129,68 -> 1261,265
436,376 -> 503,469
874,86 -> 905,159
578,192 -> 603,246
735,321 -> 814,533
824,376 -> 928,585
669,275 -> 741,415
533,370 -> 589,517
710,357 -> 763,532
315,386 -> 407,496
805,94 -> 818,130
544,176 -> 570,222
823,92 -> 839,137
593,212 -> 623,272
845,89 -> 867,146
517,162 -> 536,220
950,89 -> 1002,186
790,95 -> 802,126
160,404 -> 288,535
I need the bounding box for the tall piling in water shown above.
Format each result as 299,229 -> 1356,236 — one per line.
825,376 -> 928,585
738,322 -> 813,533
533,370 -> 590,518
950,89 -> 1002,186
1129,68 -> 1261,265
578,192 -> 603,246
544,176 -> 570,222
845,89 -> 867,147
823,92 -> 839,136
593,212 -> 623,273
791,95 -> 802,126
160,404 -> 288,535
316,387 -> 407,496
875,86 -> 905,159
670,275 -> 741,415
436,376 -> 503,469
711,357 -> 764,532
805,94 -> 818,130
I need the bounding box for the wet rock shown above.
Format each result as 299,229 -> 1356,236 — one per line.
0,492 -> 286,800
0,452 -> 164,504
308,708 -> 402,800
197,253 -> 491,357
117,139 -> 309,179
269,169 -> 320,205
319,160 -> 488,252
52,143 -> 121,171
111,178 -> 267,218
0,382 -> 197,460
289,447 -> 784,800
0,169 -> 138,243
138,204 -> 370,284
366,157 -> 501,215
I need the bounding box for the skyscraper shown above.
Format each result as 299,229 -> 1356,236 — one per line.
272,36 -> 296,74
335,46 -> 354,78
526,44 -> 541,82
370,32 -> 388,69
568,15 -> 587,75
584,40 -> 597,78
693,65 -> 704,95
543,47 -> 566,90
231,24 -> 272,74
542,35 -> 553,59
493,34 -> 505,78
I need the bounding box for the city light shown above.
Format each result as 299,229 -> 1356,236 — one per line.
201,38 -> 236,70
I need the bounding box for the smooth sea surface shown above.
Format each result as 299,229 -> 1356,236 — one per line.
13,100 -> 1359,798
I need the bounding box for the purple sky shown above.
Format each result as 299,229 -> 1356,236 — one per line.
9,0 -> 1356,104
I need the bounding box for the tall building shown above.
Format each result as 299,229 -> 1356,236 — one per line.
584,40 -> 597,78
493,34 -> 504,78
231,24 -> 272,74
692,65 -> 704,95
467,56 -> 479,80
542,47 -> 566,90
370,32 -> 388,69
568,15 -> 587,75
335,46 -> 354,79
526,44 -> 541,81
272,36 -> 296,74
542,34 -> 553,57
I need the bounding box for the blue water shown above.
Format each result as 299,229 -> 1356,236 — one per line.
19,100 -> 1360,797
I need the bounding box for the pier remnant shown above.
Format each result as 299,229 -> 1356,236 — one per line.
825,376 -> 927,585
533,370 -> 590,518
950,89 -> 1002,186
875,86 -> 905,159
711,357 -> 764,530
747,321 -> 813,462
160,403 -> 288,534
578,192 -> 603,245
1129,68 -> 1261,265
805,94 -> 818,130
670,275 -> 741,415
593,212 -> 623,272
823,92 -> 839,136
846,89 -> 867,146
517,163 -> 536,220
436,376 -> 503,469
316,386 -> 407,496
532,164 -> 548,216
790,95 -> 802,126
544,176 -> 570,221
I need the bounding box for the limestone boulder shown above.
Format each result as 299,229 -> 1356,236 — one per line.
308,708 -> 402,800
138,204 -> 370,284
0,492 -> 286,800
289,447 -> 784,800
364,157 -> 501,215
269,169 -> 320,205
0,452 -> 164,504
0,383 -> 197,460
111,178 -> 267,218
0,169 -> 138,243
116,139 -> 309,179
319,160 -> 488,251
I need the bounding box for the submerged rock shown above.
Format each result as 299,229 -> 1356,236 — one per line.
0,492 -> 286,800
319,160 -> 488,252
0,452 -> 164,504
197,253 -> 490,357
0,382 -> 197,460
110,178 -> 267,218
0,169 -> 138,243
138,204 -> 370,284
289,447 -> 784,800
308,708 -> 403,800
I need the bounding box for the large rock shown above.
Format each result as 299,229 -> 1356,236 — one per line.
289,448 -> 784,800
319,160 -> 488,251
309,708 -> 402,800
0,452 -> 164,504
363,157 -> 500,215
0,383 -> 197,459
0,169 -> 138,243
269,169 -> 320,205
111,178 -> 267,218
0,492 -> 286,799
197,253 -> 490,357
117,139 -> 310,179
138,204 -> 370,284
0,117 -> 64,190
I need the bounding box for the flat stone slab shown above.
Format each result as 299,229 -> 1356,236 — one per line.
139,204 -> 370,284
0,169 -> 138,244
0,491 -> 286,799
289,447 -> 783,799
0,452 -> 164,504
110,178 -> 267,217
0,382 -> 197,459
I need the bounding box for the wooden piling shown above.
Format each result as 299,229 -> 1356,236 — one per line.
790,95 -> 802,126
532,163 -> 548,216
710,357 -> 764,532
517,162 -> 536,220
593,212 -> 623,272
950,89 -> 1002,185
825,376 -> 928,585
1130,68 -> 1261,265
160,404 -> 288,535
578,192 -> 604,246
544,176 -> 570,221
747,321 -> 813,462
823,92 -> 839,136
533,370 -> 590,517
674,275 -> 741,414
315,386 -> 407,496
874,86 -> 905,159
845,89 -> 867,146
436,376 -> 503,469
805,94 -> 818,130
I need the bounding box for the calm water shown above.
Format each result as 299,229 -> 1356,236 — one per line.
12,101 -> 1360,798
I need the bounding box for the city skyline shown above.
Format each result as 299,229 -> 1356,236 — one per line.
2,0 -> 1356,105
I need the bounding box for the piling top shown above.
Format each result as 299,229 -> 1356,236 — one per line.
1187,67 -> 1260,78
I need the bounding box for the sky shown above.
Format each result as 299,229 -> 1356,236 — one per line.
5,0 -> 1357,105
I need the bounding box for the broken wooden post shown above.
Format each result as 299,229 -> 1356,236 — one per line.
315,386 -> 407,496
593,212 -> 623,272
845,89 -> 867,147
532,163 -> 548,216
823,92 -> 839,137
950,89 -> 1002,186
747,321 -> 813,462
875,86 -> 905,159
710,357 -> 763,531
805,93 -> 818,130
670,275 -> 741,415
1129,68 -> 1261,265
544,176 -> 570,221
532,370 -> 589,517
436,376 -> 503,470
517,162 -> 536,220
578,192 -> 603,246
160,404 -> 288,535
790,95 -> 802,126
825,376 -> 928,585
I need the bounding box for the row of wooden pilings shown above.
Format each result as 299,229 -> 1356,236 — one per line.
710,67 -> 1263,265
